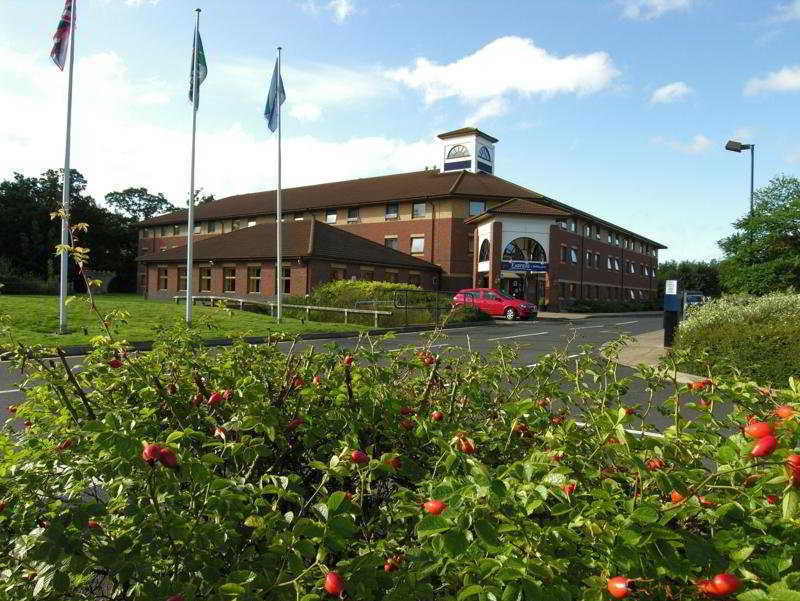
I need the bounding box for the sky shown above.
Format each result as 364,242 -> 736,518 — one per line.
2,0 -> 799,262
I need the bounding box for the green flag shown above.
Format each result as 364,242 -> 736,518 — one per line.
189,31 -> 207,109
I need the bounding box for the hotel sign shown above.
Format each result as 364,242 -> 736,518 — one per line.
500,260 -> 549,273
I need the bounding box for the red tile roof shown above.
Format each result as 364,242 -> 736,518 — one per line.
137,219 -> 440,271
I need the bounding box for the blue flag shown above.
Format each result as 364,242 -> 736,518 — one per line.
264,58 -> 285,133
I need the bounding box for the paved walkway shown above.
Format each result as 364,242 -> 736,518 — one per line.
538,310 -> 663,320
616,329 -> 698,383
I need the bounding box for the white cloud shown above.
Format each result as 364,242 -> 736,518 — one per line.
289,102 -> 323,121
769,0 -> 800,22
787,150 -> 800,164
125,0 -> 160,6
617,0 -> 695,19
0,45 -> 438,208
653,133 -> 712,154
650,81 -> 692,103
390,36 -> 619,104
464,97 -> 509,126
328,0 -> 355,23
730,127 -> 755,142
744,65 -> 800,94
299,0 -> 356,23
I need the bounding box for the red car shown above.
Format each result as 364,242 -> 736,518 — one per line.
453,288 -> 538,320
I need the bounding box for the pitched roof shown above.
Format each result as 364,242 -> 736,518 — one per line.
137,219 -> 440,271
437,127 -> 499,143
465,198 -> 571,223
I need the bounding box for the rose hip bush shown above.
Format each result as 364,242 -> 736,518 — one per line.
1,325 -> 800,600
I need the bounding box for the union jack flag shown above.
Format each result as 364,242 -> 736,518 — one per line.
50,0 -> 75,71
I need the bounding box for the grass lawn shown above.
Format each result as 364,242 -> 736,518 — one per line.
0,294 -> 368,349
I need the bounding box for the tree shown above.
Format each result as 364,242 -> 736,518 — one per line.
656,260 -> 722,297
104,187 -> 176,221
717,174 -> 800,294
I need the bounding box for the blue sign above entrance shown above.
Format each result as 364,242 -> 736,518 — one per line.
500,260 -> 549,273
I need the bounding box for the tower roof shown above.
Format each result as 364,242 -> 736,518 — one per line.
437,128 -> 499,143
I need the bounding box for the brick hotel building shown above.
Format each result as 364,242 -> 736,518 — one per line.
137,128 -> 665,309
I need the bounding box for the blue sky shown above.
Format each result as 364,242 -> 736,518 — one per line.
2,0 -> 800,261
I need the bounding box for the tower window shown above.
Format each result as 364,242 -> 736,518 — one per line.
446,144 -> 470,159
478,145 -> 491,161
469,200 -> 486,216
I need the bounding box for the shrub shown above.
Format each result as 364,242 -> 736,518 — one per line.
675,293 -> 800,385
0,258 -> 59,295
2,316 -> 800,600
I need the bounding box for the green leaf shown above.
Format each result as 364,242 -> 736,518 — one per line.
783,490 -> 799,521
458,584 -> 484,600
327,491 -> 347,515
732,546 -> 755,562
474,518 -> 501,548
300,595 -> 320,601
417,515 -> 451,538
201,453 -> 224,465
165,430 -> 185,443
442,529 -> 469,557
631,505 -> 660,524
220,582 -> 246,595
736,590 -> 767,601
769,591 -> 800,601
542,471 -> 567,486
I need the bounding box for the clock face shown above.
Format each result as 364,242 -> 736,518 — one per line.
446,144 -> 470,159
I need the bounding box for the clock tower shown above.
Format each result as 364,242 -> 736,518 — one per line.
438,127 -> 498,175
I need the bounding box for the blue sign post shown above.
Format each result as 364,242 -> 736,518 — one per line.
663,279 -> 679,347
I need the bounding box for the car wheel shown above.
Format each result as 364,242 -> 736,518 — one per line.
505,308 -> 517,321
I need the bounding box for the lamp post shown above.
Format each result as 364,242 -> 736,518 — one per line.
725,140 -> 755,216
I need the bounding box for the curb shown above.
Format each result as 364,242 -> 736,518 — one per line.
12,320 -> 496,359
537,311 -> 663,322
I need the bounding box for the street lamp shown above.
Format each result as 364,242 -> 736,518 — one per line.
725,139 -> 755,216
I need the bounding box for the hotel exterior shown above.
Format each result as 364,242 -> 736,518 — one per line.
137,128 -> 665,309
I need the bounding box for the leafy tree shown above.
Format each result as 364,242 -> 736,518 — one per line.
104,187 -> 176,221
717,174 -> 800,294
656,260 -> 722,297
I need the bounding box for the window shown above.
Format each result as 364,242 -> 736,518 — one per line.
347,207 -> 359,222
247,267 -> 261,293
173,224 -> 181,236
557,219 -> 568,230
607,257 -> 614,270
158,268 -> 168,290
594,253 -> 601,268
142,228 -> 150,238
484,291 -> 498,300
584,224 -> 592,237
282,268 -> 291,294
447,144 -> 470,159
159,226 -> 168,237
569,219 -> 577,233
467,237 -> 474,255
569,248 -> 578,263
559,282 -> 566,298
223,267 -> 236,292
478,145 -> 492,161
479,240 -> 490,262
408,273 -> 421,286
360,269 -> 374,281
294,214 -> 303,221
614,234 -> 620,246
385,270 -> 399,283
231,220 -> 240,231
330,267 -> 346,281
384,237 -> 398,250
412,201 -> 426,218
385,203 -> 398,220
607,231 -> 613,244
629,289 -> 636,300
629,261 -> 636,274
585,250 -> 592,265
193,224 -> 201,234
469,200 -> 486,216
561,246 -> 568,262
585,285 -> 591,299
326,208 -> 337,224
595,228 -> 601,240
207,221 -> 216,233
178,267 -> 187,292
199,267 -> 211,292
410,237 -> 424,254
569,283 -> 577,298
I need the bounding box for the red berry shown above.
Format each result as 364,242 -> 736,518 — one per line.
512,423 -> 529,435
342,355 -> 353,366
207,392 -> 223,407
87,519 -> 100,529
646,458 -> 665,471
214,427 -> 227,440
689,379 -> 713,391
551,454 -> 564,462
56,439 -> 74,451
431,411 -> 444,421
562,483 -> 576,496
313,375 -> 322,385
400,407 -> 414,415
710,573 -> 740,596
776,405 -> 794,420
458,437 -> 475,454
400,418 -> 415,431
324,571 -> 344,596
192,393 -> 205,406
550,415 -> 565,425
222,389 -> 234,401
750,434 -> 778,458
158,447 -> 179,469
671,490 -> 685,504
744,421 -> 774,439
350,450 -> 368,465
384,457 -> 402,470
23,420 -> 33,428
384,560 -> 398,573
292,376 -> 304,389
107,359 -> 123,369
698,496 -> 716,507
7,404 -> 18,415
141,443 -> 161,465
787,455 -> 800,486
422,354 -> 435,366
0,502 -> 7,512
287,418 -> 306,432
422,499 -> 446,515
607,577 -> 632,599
624,407 -> 638,415
767,494 -> 779,504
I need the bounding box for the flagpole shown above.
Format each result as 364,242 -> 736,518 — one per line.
276,46 -> 283,323
58,0 -> 76,335
186,7 -> 201,326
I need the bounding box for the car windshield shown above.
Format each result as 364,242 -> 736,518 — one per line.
494,291 -> 514,301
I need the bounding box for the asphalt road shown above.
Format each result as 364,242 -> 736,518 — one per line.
2,316 -> 689,432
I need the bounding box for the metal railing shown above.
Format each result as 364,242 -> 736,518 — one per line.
389,289 -> 479,327
173,295 -> 392,328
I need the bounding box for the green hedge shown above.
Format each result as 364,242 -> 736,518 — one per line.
674,293 -> 800,385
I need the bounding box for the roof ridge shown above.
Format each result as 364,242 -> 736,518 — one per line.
447,170 -> 466,195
